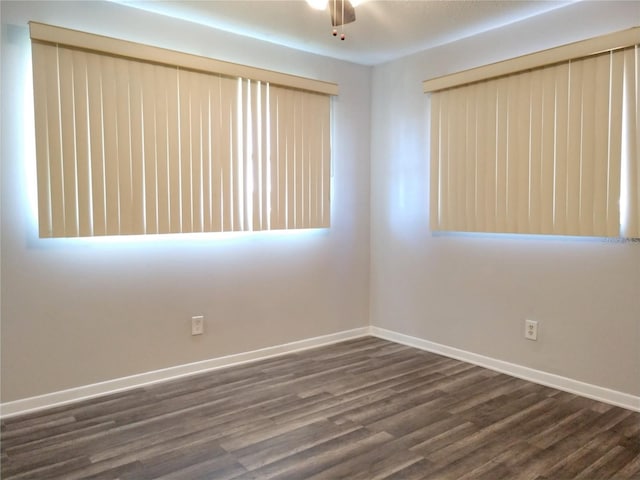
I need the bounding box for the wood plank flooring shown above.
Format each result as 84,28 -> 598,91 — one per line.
2,337 -> 639,479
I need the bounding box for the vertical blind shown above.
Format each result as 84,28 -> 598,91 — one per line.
427,31 -> 639,238
30,23 -> 336,238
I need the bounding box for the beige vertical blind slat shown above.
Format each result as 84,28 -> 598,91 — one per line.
240,79 -> 249,231
607,51 -> 624,237
436,92 -> 445,231
46,41 -> 65,237
250,81 -> 268,231
219,77 -> 233,232
141,62 -> 158,234
303,94 -> 314,228
116,57 -> 133,235
490,79 -> 502,232
528,68 -> 543,234
167,68 -> 181,234
272,86 -> 288,230
445,88 -> 455,229
178,69 -> 192,233
506,74 -> 520,233
446,89 -> 456,231
464,84 -> 476,232
473,83 -> 495,232
200,72 -> 212,233
210,74 -> 223,233
58,47 -> 78,236
579,55 -> 597,236
268,89 -> 280,230
553,62 -> 569,235
128,62 -> 146,235
286,89 -> 296,228
591,54 -> 608,236
261,82 -> 270,230
321,92 -> 331,227
248,80 -> 257,231
31,42 -> 53,237
190,69 -> 209,232
155,69 -> 166,233
495,76 -> 508,234
443,89 -> 453,231
71,50 -> 92,237
517,73 -> 531,234
540,67 -> 555,234
249,81 -> 259,230
295,92 -> 304,228
479,81 -> 494,232
308,93 -> 324,228
623,46 -> 639,238
318,92 -> 328,228
429,93 -> 440,231
483,79 -> 497,233
237,77 -> 246,230
283,88 -> 294,229
231,78 -> 242,231
100,56 -> 119,235
86,53 -> 106,236
305,94 -> 314,228
453,86 -> 465,230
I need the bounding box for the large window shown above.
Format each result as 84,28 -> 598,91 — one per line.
425,28 -> 639,238
30,22 -> 337,238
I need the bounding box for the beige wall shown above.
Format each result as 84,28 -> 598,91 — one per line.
0,1 -> 371,402
370,1 -> 640,397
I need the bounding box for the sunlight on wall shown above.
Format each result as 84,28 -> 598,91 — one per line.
62,227 -> 330,247
384,98 -> 429,236
23,53 -> 38,227
430,231 -> 632,244
108,0 -> 297,55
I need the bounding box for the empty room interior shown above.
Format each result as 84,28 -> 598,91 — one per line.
1,0 -> 639,478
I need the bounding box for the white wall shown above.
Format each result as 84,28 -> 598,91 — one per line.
370,1 -> 640,397
0,1 -> 371,402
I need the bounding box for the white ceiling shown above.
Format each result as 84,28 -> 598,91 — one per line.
117,0 -> 574,65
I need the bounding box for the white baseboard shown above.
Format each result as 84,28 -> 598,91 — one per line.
3,325 -> 638,418
0,327 -> 370,418
370,326 -> 640,412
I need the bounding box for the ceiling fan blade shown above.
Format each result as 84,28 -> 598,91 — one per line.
329,0 -> 356,27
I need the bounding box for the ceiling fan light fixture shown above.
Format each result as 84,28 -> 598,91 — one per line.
309,0 -> 360,41
306,0 -> 329,10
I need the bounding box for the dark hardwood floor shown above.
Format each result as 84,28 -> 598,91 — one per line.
2,337 -> 639,479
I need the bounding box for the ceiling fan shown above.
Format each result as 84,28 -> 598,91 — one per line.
307,0 -> 365,40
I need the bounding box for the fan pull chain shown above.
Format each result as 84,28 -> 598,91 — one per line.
341,0 -> 345,40
330,0 -> 346,40
332,0 -> 337,36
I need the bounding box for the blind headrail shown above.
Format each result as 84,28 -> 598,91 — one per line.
423,26 -> 639,93
29,21 -> 339,96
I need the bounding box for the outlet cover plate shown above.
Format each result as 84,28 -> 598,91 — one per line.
525,319 -> 538,341
191,316 -> 204,336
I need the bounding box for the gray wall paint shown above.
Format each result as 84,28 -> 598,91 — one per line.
370,1 -> 640,396
2,0 -> 638,404
0,1 -> 371,402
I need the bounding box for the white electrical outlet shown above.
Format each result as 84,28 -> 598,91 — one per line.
525,319 -> 538,341
191,316 -> 204,336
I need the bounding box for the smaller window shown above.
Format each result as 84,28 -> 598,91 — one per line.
424,29 -> 639,238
